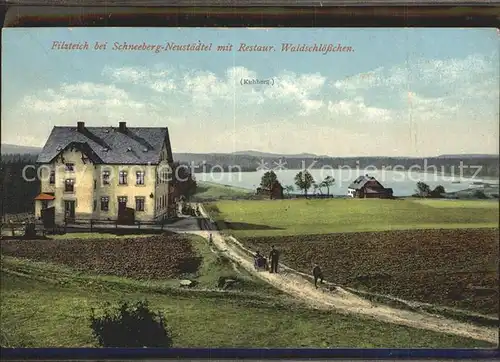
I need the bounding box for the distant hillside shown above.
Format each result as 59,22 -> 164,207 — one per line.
1,143 -> 498,178
231,150 -> 329,158
1,144 -> 42,155
438,154 -> 498,159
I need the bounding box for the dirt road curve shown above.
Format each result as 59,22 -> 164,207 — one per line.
191,204 -> 498,344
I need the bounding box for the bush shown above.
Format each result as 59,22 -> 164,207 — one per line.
430,185 -> 446,198
89,300 -> 173,347
472,189 -> 488,199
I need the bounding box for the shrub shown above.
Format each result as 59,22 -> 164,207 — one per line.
430,185 -> 446,198
89,300 -> 173,347
472,189 -> 488,199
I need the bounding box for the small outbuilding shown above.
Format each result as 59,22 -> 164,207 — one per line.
347,175 -> 393,199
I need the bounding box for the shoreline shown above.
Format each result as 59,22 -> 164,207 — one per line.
194,169 -> 499,181
196,179 -> 499,199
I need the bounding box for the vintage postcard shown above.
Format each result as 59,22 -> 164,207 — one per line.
1,27 -> 498,349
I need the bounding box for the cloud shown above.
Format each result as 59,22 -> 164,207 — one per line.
4,53 -> 498,156
208,121 -> 374,155
263,71 -> 326,115
328,53 -> 498,128
3,81 -> 184,146
327,97 -> 394,123
333,53 -> 497,95
21,82 -> 145,117
103,66 -> 177,93
102,65 -> 327,115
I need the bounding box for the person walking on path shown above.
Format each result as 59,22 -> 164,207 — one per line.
312,263 -> 324,288
208,233 -> 213,245
269,245 -> 280,273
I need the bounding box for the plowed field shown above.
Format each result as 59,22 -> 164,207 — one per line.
0,234 -> 201,280
244,228 -> 499,315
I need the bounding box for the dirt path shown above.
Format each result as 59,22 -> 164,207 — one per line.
190,204 -> 498,344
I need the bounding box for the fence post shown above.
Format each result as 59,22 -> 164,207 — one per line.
116,219 -> 118,229
90,219 -> 93,233
138,221 -> 141,230
64,219 -> 67,234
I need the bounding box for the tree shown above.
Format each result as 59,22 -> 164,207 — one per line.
1,154 -> 40,215
283,185 -> 294,198
473,189 -> 488,199
259,170 -> 278,189
90,300 -> 173,348
294,170 -> 315,197
415,181 -> 431,197
170,162 -> 197,201
430,185 -> 446,198
319,176 -> 335,196
312,182 -> 323,195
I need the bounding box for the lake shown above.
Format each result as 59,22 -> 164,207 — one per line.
195,169 -> 498,196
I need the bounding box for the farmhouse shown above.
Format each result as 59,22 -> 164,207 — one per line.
347,175 -> 393,199
34,121 -> 175,226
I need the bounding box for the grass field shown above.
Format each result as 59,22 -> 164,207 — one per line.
205,198 -> 499,316
193,181 -> 253,201
206,198 -> 499,237
3,272 -> 494,348
2,233 -> 494,348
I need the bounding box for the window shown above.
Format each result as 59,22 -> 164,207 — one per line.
94,179 -> 97,189
49,170 -> 55,184
119,170 -> 128,185
64,179 -> 74,192
93,200 -> 97,211
135,197 -> 145,211
100,197 -> 109,211
157,169 -> 168,184
118,196 -> 128,209
102,170 -> 110,185
136,171 -> 145,185
65,163 -> 75,172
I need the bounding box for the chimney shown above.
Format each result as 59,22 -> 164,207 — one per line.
119,121 -> 127,132
77,121 -> 85,132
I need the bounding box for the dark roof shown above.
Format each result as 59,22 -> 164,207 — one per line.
36,126 -> 173,165
348,175 -> 384,190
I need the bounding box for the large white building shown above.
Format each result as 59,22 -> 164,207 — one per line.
34,121 -> 175,226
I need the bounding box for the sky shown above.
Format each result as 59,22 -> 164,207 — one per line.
1,27 -> 499,157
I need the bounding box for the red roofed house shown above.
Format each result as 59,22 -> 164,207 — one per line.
347,175 -> 393,199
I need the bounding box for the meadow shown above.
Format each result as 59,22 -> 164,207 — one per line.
192,181 -> 253,201
205,198 -> 499,316
2,233 -> 493,348
206,198 -> 499,238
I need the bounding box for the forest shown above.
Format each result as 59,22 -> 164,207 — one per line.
1,154 -> 39,216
